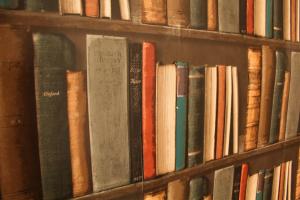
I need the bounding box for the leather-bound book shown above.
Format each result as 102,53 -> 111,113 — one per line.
285,52 -> 300,139
187,66 -> 205,167
207,0 -> 217,31
0,26 -> 42,200
273,0 -> 283,39
296,148 -> 300,200
188,177 -> 209,200
278,162 -> 286,200
218,0 -> 239,33
278,72 -> 291,141
142,0 -> 167,25
119,0 -> 131,20
129,43 -> 143,182
245,173 -> 258,200
232,67 -> 239,154
271,165 -> 281,200
167,179 -> 187,200
85,0 -> 100,17
263,169 -> 273,200
223,66 -> 232,156
59,0 -> 83,15
244,48 -> 262,151
33,33 -> 73,199
130,0 -> 142,23
239,163 -> 249,200
216,65 -> 226,160
213,166 -> 234,200
269,50 -> 286,144
25,0 -> 58,11
291,0 -> 296,41
66,70 -> 91,197
87,35 -> 130,191
233,165 -> 242,200
167,0 -> 189,27
283,0 -> 290,40
258,46 -> 275,147
144,190 -> 166,200
0,0 -> 18,9
156,63 -> 176,176
175,61 -> 188,171
240,0 -> 247,33
266,0 -> 273,38
256,170 -> 265,200
254,0 -> 266,37
247,0 -> 254,34
142,42 -> 156,179
100,0 -> 111,18
190,0 -> 207,29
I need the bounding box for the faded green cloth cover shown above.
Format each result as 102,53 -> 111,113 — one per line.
25,0 -> 58,11
190,0 -> 207,29
266,0 -> 273,38
0,0 -> 18,9
189,177 -> 208,200
273,0 -> 283,39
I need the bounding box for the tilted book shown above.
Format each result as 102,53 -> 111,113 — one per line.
218,0 -> 239,33
142,0 -> 167,25
279,72 -> 291,141
167,0 -> 190,27
213,166 -> 234,200
59,0 -> 83,15
190,0 -> 207,29
223,66 -> 232,156
25,0 -> 58,11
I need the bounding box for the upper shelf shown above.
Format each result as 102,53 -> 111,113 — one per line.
1,9 -> 300,50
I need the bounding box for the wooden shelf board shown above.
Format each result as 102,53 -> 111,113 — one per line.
0,10 -> 300,50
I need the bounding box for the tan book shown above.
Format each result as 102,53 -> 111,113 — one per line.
272,165 -> 281,200
278,162 -> 286,200
156,64 -> 176,175
232,67 -> 239,154
100,0 -> 111,18
167,179 -> 186,200
167,0 -> 190,27
223,66 -> 232,156
207,0 -> 217,31
245,173 -> 258,200
254,0 -> 266,37
59,0 -> 83,15
296,148 -> 300,199
283,0 -> 291,40
144,191 -> 166,200
119,0 -> 131,20
142,0 -> 167,25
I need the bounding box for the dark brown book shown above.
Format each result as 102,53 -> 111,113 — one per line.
0,26 -> 42,200
207,0 -> 217,31
244,47 -> 262,151
142,0 -> 167,25
167,0 -> 189,27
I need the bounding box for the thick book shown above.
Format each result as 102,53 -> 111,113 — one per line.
85,0 -> 100,17
207,0 -> 217,31
142,42 -> 156,179
213,166 -> 234,200
245,173 -> 258,200
218,0 -> 239,33
144,191 -> 166,200
223,66 -> 232,156
247,0 -> 254,34
283,0 -> 290,40
119,0 -> 131,20
66,70 -> 91,197
167,179 -> 186,200
59,0 -> 83,15
263,168 -> 274,200
100,0 -> 111,18
285,52 -> 300,138
240,0 -> 247,33
142,0 -> 167,25
33,33 -> 73,200
244,48 -> 262,151
129,43 -> 143,182
269,50 -> 286,144
271,165 -> 281,200
156,63 -> 176,176
0,26 -> 42,200
273,0 -> 283,39
190,0 -> 207,29
266,0 -> 273,38
0,0 -> 18,8
232,67 -> 239,154
187,66 -> 205,167
167,0 -> 189,27
239,163 -> 249,200
87,35 -> 130,191
254,0 -> 266,37
256,170 -> 265,200
258,45 -> 275,147
25,0 -> 58,11
175,61 -> 188,171
130,0 -> 142,23
216,65 -> 226,160
189,177 -> 208,200
279,72 -> 291,141
233,165 -> 242,200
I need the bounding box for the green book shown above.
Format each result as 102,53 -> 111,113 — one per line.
189,177 -> 208,200
262,168 -> 273,200
0,0 -> 18,9
266,0 -> 273,38
25,0 -> 58,11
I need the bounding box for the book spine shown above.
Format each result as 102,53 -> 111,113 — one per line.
59,0 -> 83,15
142,42 -> 156,179
189,177 -> 209,200
85,0 -> 100,17
119,0 -> 131,20
187,66 -> 205,167
266,0 -> 273,38
67,70 -> 91,197
283,0 -> 291,40
296,148 -> 300,200
291,0 -> 297,41
269,50 -> 286,144
0,0 -> 18,9
100,0 -> 111,18
168,179 -> 187,200
175,61 -> 188,171
213,166 -> 234,200
167,0 -> 190,27
254,0 -> 266,37
223,66 -> 232,156
232,67 -> 239,154
25,0 -> 58,11
263,168 -> 273,200
273,0 -> 283,39
130,0 -> 142,23
232,165 -> 242,200
218,0 -> 240,33
247,0 -> 254,34
129,43 -> 143,182
240,0 -> 247,33
239,163 -> 249,200
142,0 -> 167,25
244,48 -> 262,151
207,0 -> 217,31
256,170 -> 265,200
190,0 -> 207,29
278,162 -> 286,200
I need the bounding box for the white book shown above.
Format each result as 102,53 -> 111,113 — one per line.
223,66 -> 232,156
232,67 -> 239,154
119,0 -> 131,20
287,161 -> 292,200
59,0 -> 83,15
283,0 -> 291,40
246,173 -> 258,200
254,0 -> 266,37
100,0 -> 111,18
272,165 -> 282,200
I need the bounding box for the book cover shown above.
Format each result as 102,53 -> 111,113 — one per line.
271,165 -> 281,200
59,0 -> 83,15
142,0 -> 167,25
273,0 -> 283,39
256,170 -> 265,200
218,0 -> 239,33
232,67 -> 239,154
233,165 -> 242,200
223,66 -> 232,156
254,0 -> 266,37
247,0 -> 254,34
100,0 -> 111,18
130,0 -> 142,23
245,173 -> 258,200
168,179 -> 187,200
85,0 -> 100,17
0,0 -> 18,9
167,0 -> 190,27
239,163 -> 249,200
266,0 -> 273,38
119,0 -> 131,20
25,0 -> 58,11
283,0 -> 291,40
213,166 -> 234,200
189,177 -> 209,200
190,0 -> 207,29
207,0 -> 217,31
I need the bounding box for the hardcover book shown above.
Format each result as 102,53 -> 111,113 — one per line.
233,165 -> 242,200
263,169 -> 273,200
168,179 -> 186,200
254,0 -> 266,37
240,0 -> 247,33
189,177 -> 208,200
100,0 -> 111,18
239,163 -> 249,200
223,66 -> 232,156
271,165 -> 281,200
130,0 -> 142,23
85,0 -> 100,17
247,0 -> 254,34
207,0 -> 217,31
0,0 -> 18,9
256,170 -> 265,200
265,0 -> 273,38
190,0 -> 207,29
278,162 -> 286,200
245,173 -> 258,200
218,0 -> 239,33
296,148 -> 300,199
25,0 -> 58,11
273,0 -> 283,39
232,67 -> 239,154
167,0 -> 189,27
142,0 -> 167,25
119,0 -> 131,20
59,0 -> 83,15
213,166 -> 234,200
291,0 -> 296,41
283,0 -> 290,40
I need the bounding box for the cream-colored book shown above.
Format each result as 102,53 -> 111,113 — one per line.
119,0 -> 131,20
246,173 -> 258,200
254,0 -> 266,37
287,161 -> 292,200
223,66 -> 232,156
100,0 -> 111,18
232,66 -> 239,154
59,0 -> 83,15
272,165 -> 281,200
283,0 -> 291,40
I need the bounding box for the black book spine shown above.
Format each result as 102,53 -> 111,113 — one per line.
273,0 -> 283,39
240,0 -> 247,34
232,165 -> 242,200
190,0 -> 207,29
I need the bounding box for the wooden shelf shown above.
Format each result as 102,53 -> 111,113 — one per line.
72,136 -> 300,200
1,9 -> 300,50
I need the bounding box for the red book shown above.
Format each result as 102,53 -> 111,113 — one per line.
142,42 -> 156,180
247,0 -> 254,34
85,0 -> 99,17
239,163 -> 249,200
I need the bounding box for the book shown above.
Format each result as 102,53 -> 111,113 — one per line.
25,0 -> 58,11
216,65 -> 226,160
66,70 -> 91,197
266,0 -> 273,38
167,179 -> 186,200
256,170 -> 265,200
296,148 -> 300,199
263,168 -> 274,200
130,0 -> 142,23
247,0 -> 254,34
207,0 -> 217,31
278,72 -> 290,141
244,48 -> 262,151
156,63 -> 176,176
232,67 -> 239,154
167,0 -> 189,27
213,165 -> 234,200
85,0 -> 100,17
284,161 -> 292,200
297,0 -> 300,42
291,0 -> 297,41
278,162 -> 286,200
271,165 -> 281,200
190,0 -> 207,29
223,66 -> 232,156
100,0 -> 111,18
258,45 -> 275,147
119,0 -> 131,20
218,0 -> 239,33
175,61 -> 188,171
189,177 -> 208,200
285,52 -> 300,139
187,66 -> 205,167
142,42 -> 156,179
0,0 -> 18,9
240,0 -> 247,33
142,0 -> 167,25
273,0 -> 283,39
59,0 -> 83,15
144,191 -> 166,200
245,173 -> 258,200
233,165 -> 242,200
33,33 -> 73,200
0,26 -> 42,200
283,0 -> 290,40
87,35 -> 130,191
129,43 -> 143,182
239,163 -> 249,200
254,0 -> 266,37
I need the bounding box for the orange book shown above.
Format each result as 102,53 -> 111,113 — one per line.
247,0 -> 254,34
239,163 -> 249,200
85,0 -> 100,17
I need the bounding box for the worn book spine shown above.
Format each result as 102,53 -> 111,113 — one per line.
167,0 -> 189,27
291,0 -> 296,41
67,70 -> 91,197
263,169 -> 273,200
283,0 -> 291,40
207,0 -> 217,31
190,0 -> 207,29
175,61 -> 188,171
218,0 -> 240,33
144,190 -> 166,200
85,0 -> 100,17
119,0 -> 131,20
256,170 -> 265,200
59,0 -> 83,15
189,177 -> 208,200
232,67 -> 239,154
142,0 -> 167,25
25,0 -> 59,11
273,0 -> 283,39
33,33 -> 73,199
216,65 -> 226,160
100,0 -> 111,18
258,46 -> 275,147
269,50 -> 285,144
213,166 -> 234,200
233,165 -> 242,200
244,48 -> 262,151
246,173 -> 258,200
130,0 -> 142,23
240,0 -> 247,33
223,66 -> 232,156
266,0 -> 273,38
129,43 -> 143,182
271,165 -> 281,200
239,164 -> 249,200
254,0 -> 266,37
0,26 -> 42,200
168,179 -> 187,200
0,0 -> 18,9
187,66 -> 205,167
247,0 -> 254,34
142,42 -> 156,179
